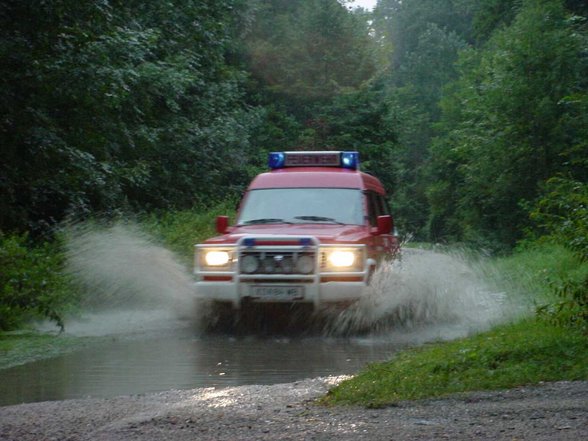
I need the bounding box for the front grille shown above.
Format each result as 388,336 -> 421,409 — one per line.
320,252 -> 327,270
239,250 -> 316,275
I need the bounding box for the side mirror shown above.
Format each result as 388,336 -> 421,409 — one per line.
376,215 -> 393,235
216,216 -> 229,234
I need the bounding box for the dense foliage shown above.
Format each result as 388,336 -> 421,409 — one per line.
0,233 -> 71,330
1,0 -> 587,330
529,177 -> 588,328
0,0 -> 258,234
429,0 -> 587,247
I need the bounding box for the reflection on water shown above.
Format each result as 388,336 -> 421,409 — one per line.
0,330 -> 398,407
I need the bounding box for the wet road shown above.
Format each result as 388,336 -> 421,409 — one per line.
1,327 -> 400,407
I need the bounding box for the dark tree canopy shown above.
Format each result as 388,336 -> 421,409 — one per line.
0,0 -> 257,233
0,0 -> 586,252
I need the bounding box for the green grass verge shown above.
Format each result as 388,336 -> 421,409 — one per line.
322,318 -> 588,408
323,243 -> 588,408
492,243 -> 588,303
0,331 -> 95,370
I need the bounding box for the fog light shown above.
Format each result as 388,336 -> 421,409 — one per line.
241,255 -> 259,274
296,255 -> 314,274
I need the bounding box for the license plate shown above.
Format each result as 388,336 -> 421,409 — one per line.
251,286 -> 304,301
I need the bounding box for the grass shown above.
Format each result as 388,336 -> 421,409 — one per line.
141,201 -> 237,263
0,331 -> 95,370
322,318 -> 588,407
492,243 -> 588,303
322,243 -> 588,407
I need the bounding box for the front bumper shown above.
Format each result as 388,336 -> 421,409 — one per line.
194,236 -> 370,310
194,279 -> 366,309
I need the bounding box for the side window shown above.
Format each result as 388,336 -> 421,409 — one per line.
366,191 -> 379,226
365,191 -> 390,227
377,194 -> 389,216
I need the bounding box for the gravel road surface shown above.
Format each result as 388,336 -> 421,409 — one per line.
1,378 -> 586,440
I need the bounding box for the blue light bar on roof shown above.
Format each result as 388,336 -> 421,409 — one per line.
268,151 -> 359,170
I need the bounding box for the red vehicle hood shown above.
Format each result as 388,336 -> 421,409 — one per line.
202,223 -> 370,245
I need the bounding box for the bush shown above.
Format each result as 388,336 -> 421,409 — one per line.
529,176 -> 588,260
494,243 -> 583,305
528,177 -> 588,329
0,233 -> 73,331
538,274 -> 588,332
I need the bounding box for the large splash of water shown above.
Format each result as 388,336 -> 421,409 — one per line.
59,222 -> 196,336
322,248 -> 528,341
57,223 -> 529,342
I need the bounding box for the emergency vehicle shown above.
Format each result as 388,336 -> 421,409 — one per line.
194,151 -> 399,313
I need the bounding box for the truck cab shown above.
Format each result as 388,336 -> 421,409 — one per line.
194,151 -> 399,312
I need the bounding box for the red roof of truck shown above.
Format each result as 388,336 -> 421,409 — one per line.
248,167 -> 386,193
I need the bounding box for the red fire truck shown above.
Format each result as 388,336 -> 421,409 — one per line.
194,151 -> 399,313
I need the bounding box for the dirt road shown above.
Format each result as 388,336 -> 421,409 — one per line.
1,378 -> 586,440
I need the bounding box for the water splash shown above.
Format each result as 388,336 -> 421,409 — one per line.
322,248 -> 530,341
55,223 -> 529,342
58,222 -> 196,337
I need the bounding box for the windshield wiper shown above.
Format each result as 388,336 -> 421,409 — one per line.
293,216 -> 345,225
239,218 -> 289,225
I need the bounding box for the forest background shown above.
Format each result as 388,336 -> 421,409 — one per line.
1,0 -> 587,330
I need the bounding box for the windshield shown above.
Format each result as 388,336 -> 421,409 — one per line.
237,188 -> 365,226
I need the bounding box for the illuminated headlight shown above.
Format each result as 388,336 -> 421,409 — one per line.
197,248 -> 234,271
322,248 -> 364,271
328,250 -> 355,267
205,251 -> 230,266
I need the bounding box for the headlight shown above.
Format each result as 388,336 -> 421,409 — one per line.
321,247 -> 364,271
328,250 -> 355,267
205,251 -> 230,266
197,247 -> 234,271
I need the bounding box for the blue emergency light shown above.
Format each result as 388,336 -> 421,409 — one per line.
268,151 -> 359,170
341,151 -> 359,169
268,152 -> 286,169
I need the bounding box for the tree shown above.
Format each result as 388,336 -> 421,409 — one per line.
369,0 -> 474,237
0,0 -> 257,233
373,0 -> 478,68
428,0 -> 588,247
245,0 -> 377,102
242,0 -> 383,169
